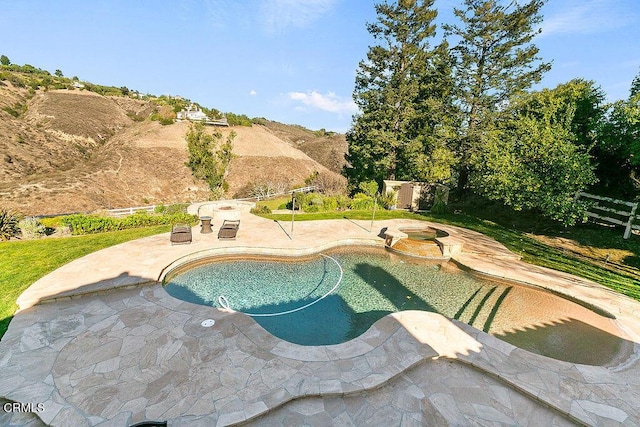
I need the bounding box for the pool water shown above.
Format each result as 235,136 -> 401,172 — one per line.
402,227 -> 448,241
163,247 -> 627,365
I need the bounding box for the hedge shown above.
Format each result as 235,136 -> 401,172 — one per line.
62,212 -> 198,235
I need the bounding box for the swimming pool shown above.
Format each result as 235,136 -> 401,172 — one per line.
163,246 -> 628,365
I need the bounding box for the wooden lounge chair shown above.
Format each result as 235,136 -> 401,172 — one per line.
170,223 -> 192,244
218,219 -> 240,240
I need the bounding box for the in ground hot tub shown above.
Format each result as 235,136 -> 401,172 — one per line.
401,226 -> 449,241
386,226 -> 449,259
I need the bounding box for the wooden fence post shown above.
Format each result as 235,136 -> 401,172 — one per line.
624,202 -> 638,239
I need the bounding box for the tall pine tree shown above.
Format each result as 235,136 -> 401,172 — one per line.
345,0 -> 457,189
444,0 -> 551,191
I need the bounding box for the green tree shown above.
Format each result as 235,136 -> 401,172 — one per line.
345,0 -> 457,189
54,69 -> 63,77
185,123 -> 236,197
470,86 -> 596,225
595,73 -> 640,199
517,79 -> 606,158
0,55 -> 10,66
444,0 -> 551,191
216,130 -> 236,190
358,180 -> 379,197
631,69 -> 640,98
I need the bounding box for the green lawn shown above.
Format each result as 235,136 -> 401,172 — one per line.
255,196 -> 291,211
0,225 -> 171,338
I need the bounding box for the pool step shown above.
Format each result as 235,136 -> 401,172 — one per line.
389,238 -> 445,259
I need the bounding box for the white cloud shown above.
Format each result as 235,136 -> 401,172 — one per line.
541,0 -> 637,36
261,0 -> 336,34
250,90 -> 257,96
288,91 -> 357,114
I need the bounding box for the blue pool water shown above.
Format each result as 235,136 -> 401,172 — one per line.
163,247 -> 626,365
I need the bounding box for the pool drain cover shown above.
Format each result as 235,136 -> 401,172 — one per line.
201,319 -> 215,327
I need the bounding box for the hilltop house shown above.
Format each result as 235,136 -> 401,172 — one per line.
176,104 -> 229,126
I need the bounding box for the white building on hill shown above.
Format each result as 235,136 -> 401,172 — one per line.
176,104 -> 228,126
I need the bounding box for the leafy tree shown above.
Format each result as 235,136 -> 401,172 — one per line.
216,130 -> 236,189
594,74 -> 640,199
185,123 -> 236,197
345,0 -> 457,189
444,0 -> 551,191
54,69 -> 63,77
226,112 -> 252,126
517,79 -> 604,152
358,180 -> 379,198
470,86 -> 596,225
631,69 -> 640,98
0,55 -> 10,66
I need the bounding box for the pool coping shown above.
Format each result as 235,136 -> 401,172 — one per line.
3,215 -> 640,425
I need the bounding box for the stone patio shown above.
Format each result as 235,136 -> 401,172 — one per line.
1,213 -> 640,426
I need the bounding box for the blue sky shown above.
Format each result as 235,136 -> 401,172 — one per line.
1,0 -> 639,132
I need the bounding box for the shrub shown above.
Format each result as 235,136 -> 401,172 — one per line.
226,112 -> 252,126
250,205 -> 272,215
304,195 -> 324,213
304,204 -> 320,213
379,190 -> 397,210
358,181 -> 379,198
351,193 -> 374,210
0,209 -> 21,241
39,216 -> 65,229
62,212 -> 198,235
322,196 -> 338,212
150,105 -> 175,125
287,192 -> 307,210
18,217 -> 46,239
335,195 -> 351,210
154,204 -> 187,215
2,102 -> 26,118
167,204 -> 188,214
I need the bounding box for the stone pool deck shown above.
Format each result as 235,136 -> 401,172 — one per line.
1,214 -> 640,426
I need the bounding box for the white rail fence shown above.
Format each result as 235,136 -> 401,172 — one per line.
577,192 -> 639,239
238,185 -> 320,201
105,205 -> 157,217
105,186 -> 320,217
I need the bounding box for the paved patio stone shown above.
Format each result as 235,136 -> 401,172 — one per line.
1,214 -> 640,425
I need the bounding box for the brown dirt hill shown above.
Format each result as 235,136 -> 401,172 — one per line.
260,120 -> 348,174
0,86 -> 346,215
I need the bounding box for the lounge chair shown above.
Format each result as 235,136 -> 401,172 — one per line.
218,219 -> 240,240
170,223 -> 192,244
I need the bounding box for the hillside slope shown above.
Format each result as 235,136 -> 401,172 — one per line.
0,84 -> 347,215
